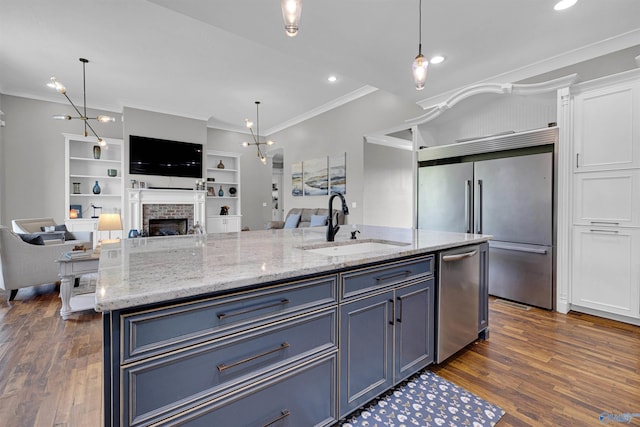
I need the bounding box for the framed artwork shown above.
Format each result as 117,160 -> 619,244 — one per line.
291,162 -> 303,196
329,153 -> 346,194
303,157 -> 328,196
69,204 -> 83,219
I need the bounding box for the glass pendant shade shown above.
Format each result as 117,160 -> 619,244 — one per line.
412,53 -> 428,90
281,0 -> 302,37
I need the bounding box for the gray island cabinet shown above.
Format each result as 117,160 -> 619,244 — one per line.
97,226 -> 490,426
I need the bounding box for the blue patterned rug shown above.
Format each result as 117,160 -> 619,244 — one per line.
340,370 -> 504,427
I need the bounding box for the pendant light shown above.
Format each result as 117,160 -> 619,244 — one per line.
412,0 -> 428,90
48,58 -> 115,147
281,0 -> 302,37
241,101 -> 275,165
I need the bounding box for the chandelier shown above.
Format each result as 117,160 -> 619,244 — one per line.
281,0 -> 303,37
242,101 -> 275,165
48,58 -> 115,146
412,0 -> 428,90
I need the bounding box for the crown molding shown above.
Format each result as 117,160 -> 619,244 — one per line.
263,85 -> 378,136
364,134 -> 413,151
406,74 -> 578,126
417,28 -> 640,110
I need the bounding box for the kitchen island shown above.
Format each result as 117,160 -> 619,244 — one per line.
98,225 -> 490,427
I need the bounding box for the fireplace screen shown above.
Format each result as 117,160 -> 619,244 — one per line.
149,218 -> 188,236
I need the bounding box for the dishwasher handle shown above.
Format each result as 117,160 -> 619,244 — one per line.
442,250 -> 478,262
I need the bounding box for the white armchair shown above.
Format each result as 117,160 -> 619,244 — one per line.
0,225 -> 92,301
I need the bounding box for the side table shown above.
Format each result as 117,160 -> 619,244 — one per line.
57,254 -> 100,320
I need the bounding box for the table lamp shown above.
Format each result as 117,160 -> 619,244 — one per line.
97,212 -> 122,245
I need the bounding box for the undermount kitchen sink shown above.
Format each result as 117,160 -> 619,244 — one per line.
301,239 -> 410,256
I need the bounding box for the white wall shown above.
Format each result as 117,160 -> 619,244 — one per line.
0,95 -> 122,224
269,90 -> 422,226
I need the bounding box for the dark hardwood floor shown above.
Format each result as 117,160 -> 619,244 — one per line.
1,286 -> 639,426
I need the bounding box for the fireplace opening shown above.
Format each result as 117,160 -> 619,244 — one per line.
149,218 -> 188,236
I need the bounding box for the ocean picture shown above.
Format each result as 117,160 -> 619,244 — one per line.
329,153 -> 346,194
303,157 -> 328,196
292,161 -> 303,196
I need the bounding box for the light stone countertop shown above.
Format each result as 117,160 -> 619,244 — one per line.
95,225 -> 491,312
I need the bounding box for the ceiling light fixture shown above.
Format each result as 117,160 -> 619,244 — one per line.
430,55 -> 445,64
241,101 -> 275,165
281,0 -> 302,37
328,75 -> 337,83
554,0 -> 578,10
412,0 -> 428,90
48,58 -> 114,147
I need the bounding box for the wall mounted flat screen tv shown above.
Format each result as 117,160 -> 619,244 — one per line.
129,135 -> 203,178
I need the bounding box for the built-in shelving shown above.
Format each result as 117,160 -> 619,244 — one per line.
205,150 -> 241,232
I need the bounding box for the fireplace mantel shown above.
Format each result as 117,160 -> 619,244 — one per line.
127,188 -> 206,233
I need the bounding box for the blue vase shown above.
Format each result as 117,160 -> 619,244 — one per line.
93,180 -> 101,194
218,186 -> 224,197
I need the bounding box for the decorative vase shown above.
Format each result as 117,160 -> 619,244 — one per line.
218,186 -> 224,197
92,180 -> 101,194
72,182 -> 81,194
93,145 -> 101,159
217,160 -> 225,169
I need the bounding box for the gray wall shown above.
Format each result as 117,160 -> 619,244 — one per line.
207,128 -> 273,231
0,94 -> 122,224
363,143 -> 414,228
122,107 -> 207,231
269,90 -> 422,226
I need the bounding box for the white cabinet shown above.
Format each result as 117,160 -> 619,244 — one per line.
206,215 -> 241,233
573,169 -> 640,227
64,133 -> 124,248
571,226 -> 640,319
573,79 -> 640,171
570,71 -> 640,323
205,151 -> 241,230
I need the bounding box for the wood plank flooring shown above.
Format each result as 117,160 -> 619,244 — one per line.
1,286 -> 639,426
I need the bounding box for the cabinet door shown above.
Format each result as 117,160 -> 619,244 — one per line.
225,216 -> 241,232
394,279 -> 434,382
571,226 -> 640,318
573,82 -> 640,171
573,169 -> 640,227
206,217 -> 225,233
339,291 -> 393,418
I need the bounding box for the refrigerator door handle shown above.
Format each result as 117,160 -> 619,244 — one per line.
490,241 -> 548,254
476,179 -> 483,234
465,180 -> 472,233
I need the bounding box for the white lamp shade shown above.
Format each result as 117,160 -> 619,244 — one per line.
98,213 -> 122,231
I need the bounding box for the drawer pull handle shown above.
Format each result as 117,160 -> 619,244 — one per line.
375,270 -> 412,283
590,221 -> 620,226
442,250 -> 478,262
262,409 -> 291,427
217,342 -> 290,372
217,298 -> 290,320
590,229 -> 619,234
396,296 -> 403,323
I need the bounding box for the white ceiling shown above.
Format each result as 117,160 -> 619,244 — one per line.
1,0 -> 640,135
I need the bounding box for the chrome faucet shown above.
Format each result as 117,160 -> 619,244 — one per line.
327,192 -> 349,242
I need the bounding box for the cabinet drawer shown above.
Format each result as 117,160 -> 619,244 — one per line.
122,275 -> 337,362
123,309 -> 337,427
340,255 -> 433,300
158,354 -> 337,427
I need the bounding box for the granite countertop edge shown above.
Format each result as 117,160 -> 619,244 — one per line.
94,226 -> 491,312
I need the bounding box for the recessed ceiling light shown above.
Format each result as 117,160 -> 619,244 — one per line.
328,75 -> 337,83
554,0 -> 577,11
430,55 -> 445,64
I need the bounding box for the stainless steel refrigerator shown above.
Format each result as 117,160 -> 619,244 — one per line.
418,128 -> 556,309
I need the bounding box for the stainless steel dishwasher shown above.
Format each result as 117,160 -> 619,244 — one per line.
437,245 -> 479,363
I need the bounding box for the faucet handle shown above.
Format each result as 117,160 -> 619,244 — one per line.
350,230 -> 360,240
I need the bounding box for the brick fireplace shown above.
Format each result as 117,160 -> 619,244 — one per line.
127,189 -> 206,234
